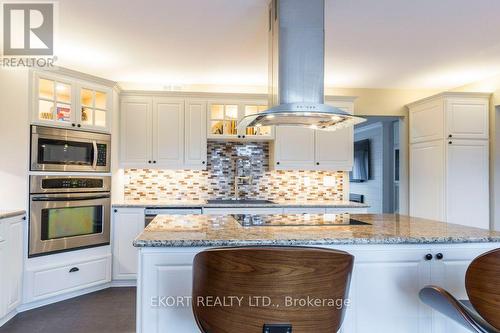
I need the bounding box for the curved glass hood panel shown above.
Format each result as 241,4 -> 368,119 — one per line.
237,103 -> 366,132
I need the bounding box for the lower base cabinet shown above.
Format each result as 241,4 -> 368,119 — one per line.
0,215 -> 24,323
137,243 -> 499,333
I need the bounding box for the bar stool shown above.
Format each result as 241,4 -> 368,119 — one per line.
192,246 -> 354,333
419,248 -> 500,333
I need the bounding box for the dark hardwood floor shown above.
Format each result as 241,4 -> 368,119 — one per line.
0,287 -> 136,333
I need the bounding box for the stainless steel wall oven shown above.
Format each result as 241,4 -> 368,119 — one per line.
29,175 -> 111,257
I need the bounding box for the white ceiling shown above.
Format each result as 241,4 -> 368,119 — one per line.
56,0 -> 500,90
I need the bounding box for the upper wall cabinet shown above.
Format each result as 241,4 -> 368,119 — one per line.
32,71 -> 112,133
271,97 -> 355,171
207,100 -> 273,140
408,93 -> 489,143
120,96 -> 207,170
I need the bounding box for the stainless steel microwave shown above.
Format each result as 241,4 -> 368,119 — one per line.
31,125 -> 111,172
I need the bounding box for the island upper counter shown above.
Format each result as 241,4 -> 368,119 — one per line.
133,213 -> 500,247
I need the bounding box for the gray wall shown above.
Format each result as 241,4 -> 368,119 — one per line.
351,119 -> 397,213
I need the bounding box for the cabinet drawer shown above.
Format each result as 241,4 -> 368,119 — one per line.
283,207 -> 326,214
203,207 -> 284,215
32,256 -> 111,298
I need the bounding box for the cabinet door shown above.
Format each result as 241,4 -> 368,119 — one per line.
430,247 -> 491,333
78,84 -> 112,132
120,98 -> 153,167
4,217 -> 23,314
446,98 -> 489,140
185,100 -> 207,169
112,209 -> 145,280
273,126 -> 315,169
409,99 -> 444,143
34,73 -> 75,127
152,98 -> 184,168
316,100 -> 354,170
342,249 -> 432,333
207,102 -> 239,139
410,141 -> 445,221
139,252 -> 199,333
445,140 -> 489,228
241,103 -> 274,140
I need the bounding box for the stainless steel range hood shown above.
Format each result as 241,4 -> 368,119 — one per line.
237,0 -> 365,132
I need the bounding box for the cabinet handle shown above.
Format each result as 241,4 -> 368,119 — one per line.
77,124 -> 81,128
153,160 -> 156,164
242,135 -> 246,138
237,135 -> 241,138
114,209 -> 118,213
71,123 -> 76,127
22,216 -> 26,220
277,162 -> 280,165
436,253 -> 444,260
316,162 -> 320,166
202,161 -> 206,164
448,134 -> 452,138
69,267 -> 79,273
425,254 -> 433,261
448,141 -> 452,145
148,160 -> 152,164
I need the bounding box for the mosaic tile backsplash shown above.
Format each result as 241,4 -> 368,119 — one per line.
124,141 -> 346,201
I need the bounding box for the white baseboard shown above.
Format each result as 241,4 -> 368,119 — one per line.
0,310 -> 18,327
110,279 -> 137,287
17,283 -> 111,312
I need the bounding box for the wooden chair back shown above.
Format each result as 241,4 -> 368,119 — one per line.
465,248 -> 500,329
192,246 -> 354,333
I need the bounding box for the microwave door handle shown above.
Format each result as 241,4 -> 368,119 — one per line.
92,141 -> 98,169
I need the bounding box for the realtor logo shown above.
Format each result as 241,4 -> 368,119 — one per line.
3,3 -> 54,56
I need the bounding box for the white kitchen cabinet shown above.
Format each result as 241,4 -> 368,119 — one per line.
0,215 -> 24,324
120,96 -> 207,170
408,92 -> 490,227
445,140 -> 489,229
342,249 -> 432,333
153,98 -> 185,168
408,93 -> 489,144
120,97 -> 153,167
32,71 -> 112,133
409,140 -> 445,221
446,97 -> 489,140
137,244 -> 498,333
271,97 -> 356,171
207,100 -> 273,140
429,247 -> 488,333
112,208 -> 145,281
185,100 -> 208,168
272,126 -> 316,169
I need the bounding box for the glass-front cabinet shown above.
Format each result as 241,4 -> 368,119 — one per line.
207,100 -> 273,140
33,72 -> 112,133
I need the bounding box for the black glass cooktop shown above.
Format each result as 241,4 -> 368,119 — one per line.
232,214 -> 371,227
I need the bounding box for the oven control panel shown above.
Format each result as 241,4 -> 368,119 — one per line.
42,178 -> 104,189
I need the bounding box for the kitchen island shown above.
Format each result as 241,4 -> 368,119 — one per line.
134,213 -> 500,333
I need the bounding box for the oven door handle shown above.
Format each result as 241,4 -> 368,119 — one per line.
92,141 -> 98,169
31,194 -> 110,202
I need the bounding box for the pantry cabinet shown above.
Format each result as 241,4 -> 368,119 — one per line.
32,71 -> 112,133
120,96 -> 207,170
408,92 -> 490,228
271,97 -> 355,171
0,215 -> 25,324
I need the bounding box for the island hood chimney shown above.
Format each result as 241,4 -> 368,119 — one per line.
237,0 -> 365,131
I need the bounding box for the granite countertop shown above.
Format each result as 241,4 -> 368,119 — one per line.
113,200 -> 369,209
0,210 -> 25,220
133,213 -> 500,247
